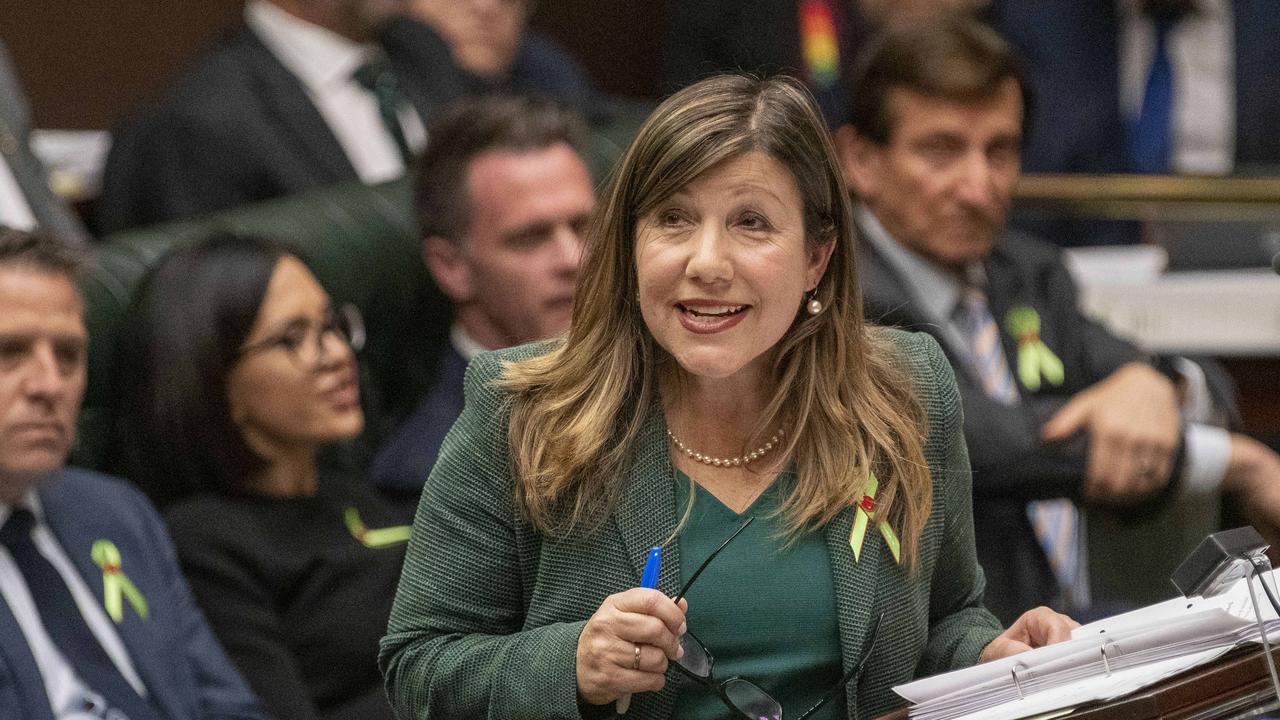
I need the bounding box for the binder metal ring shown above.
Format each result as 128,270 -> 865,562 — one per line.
1010,662 -> 1029,700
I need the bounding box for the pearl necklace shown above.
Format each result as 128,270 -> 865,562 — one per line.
666,428 -> 785,468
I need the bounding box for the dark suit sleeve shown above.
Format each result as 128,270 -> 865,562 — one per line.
97,110 -> 256,234
129,491 -> 268,720
912,334 -> 1004,675
964,249 -> 1156,503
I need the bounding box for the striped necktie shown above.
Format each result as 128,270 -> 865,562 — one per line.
955,285 -> 1088,609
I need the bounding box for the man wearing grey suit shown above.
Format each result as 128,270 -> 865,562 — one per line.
0,43 -> 90,247
836,16 -> 1280,623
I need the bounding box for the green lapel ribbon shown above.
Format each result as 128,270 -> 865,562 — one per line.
1004,305 -> 1065,392
849,473 -> 901,564
344,508 -> 411,548
90,540 -> 149,623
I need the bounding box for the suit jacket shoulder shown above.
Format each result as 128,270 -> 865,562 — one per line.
34,468 -> 267,720
97,25 -> 356,233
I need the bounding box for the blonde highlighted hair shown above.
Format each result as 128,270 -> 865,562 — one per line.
499,75 -> 932,568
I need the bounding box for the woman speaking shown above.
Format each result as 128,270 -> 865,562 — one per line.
381,74 -> 1074,719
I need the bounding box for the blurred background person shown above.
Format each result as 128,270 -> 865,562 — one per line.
109,233 -> 407,720
369,94 -> 594,504
96,0 -> 470,233
389,0 -> 596,115
991,0 -> 1280,181
988,0 -> 1280,246
836,15 -> 1280,624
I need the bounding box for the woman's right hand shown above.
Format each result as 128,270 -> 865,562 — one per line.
575,589 -> 688,705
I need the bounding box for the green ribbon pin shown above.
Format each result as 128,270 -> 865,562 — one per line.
1004,306 -> 1065,392
344,508 -> 411,548
91,541 -> 148,623
849,473 -> 901,564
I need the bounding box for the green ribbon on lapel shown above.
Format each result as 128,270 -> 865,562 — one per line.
344,508 -> 411,548
1004,305 -> 1065,392
849,473 -> 901,564
90,540 -> 149,623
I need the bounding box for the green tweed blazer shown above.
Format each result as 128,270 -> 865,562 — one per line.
380,328 -> 1003,719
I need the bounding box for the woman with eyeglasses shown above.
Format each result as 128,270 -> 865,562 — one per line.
110,232 -> 408,720
382,74 -> 1077,720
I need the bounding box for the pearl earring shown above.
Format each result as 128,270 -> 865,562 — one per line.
806,290 -> 823,316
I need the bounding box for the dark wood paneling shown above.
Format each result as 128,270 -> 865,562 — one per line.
2,0 -> 243,129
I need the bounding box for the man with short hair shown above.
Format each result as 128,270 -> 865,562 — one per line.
370,94 -> 595,499
836,16 -> 1280,624
0,226 -> 266,719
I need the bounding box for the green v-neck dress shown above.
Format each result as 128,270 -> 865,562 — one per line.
672,470 -> 843,720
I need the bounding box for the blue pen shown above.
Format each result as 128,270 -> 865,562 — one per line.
640,546 -> 662,589
618,546 -> 663,714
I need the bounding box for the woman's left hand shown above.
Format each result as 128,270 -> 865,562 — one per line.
980,607 -> 1081,662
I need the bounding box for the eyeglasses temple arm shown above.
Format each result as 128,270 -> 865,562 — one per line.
673,516 -> 755,603
794,612 -> 885,720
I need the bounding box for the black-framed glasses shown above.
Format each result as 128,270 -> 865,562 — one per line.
238,303 -> 365,368
672,517 -> 884,720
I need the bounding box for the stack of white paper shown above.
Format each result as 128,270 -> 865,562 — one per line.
895,571 -> 1280,720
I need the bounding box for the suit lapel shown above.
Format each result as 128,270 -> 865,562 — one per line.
610,400 -> 687,716
37,474 -> 184,720
0,600 -> 56,720
239,26 -> 359,184
983,246 -> 1033,393
612,401 -> 682,594
859,237 -> 980,385
825,503 -> 885,713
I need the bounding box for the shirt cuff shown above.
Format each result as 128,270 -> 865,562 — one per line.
1181,423 -> 1232,493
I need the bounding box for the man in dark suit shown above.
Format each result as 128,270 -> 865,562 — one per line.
0,42 -> 90,246
987,0 -> 1280,245
835,16 -> 1280,623
990,0 -> 1280,177
370,95 -> 594,502
97,0 -> 469,234
0,226 -> 266,719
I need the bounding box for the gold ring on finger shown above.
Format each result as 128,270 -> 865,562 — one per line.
633,643 -> 642,670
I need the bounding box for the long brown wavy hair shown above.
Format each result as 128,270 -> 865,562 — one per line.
500,74 -> 932,568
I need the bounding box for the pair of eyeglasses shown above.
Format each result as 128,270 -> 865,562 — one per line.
671,517 -> 884,720
238,303 -> 365,368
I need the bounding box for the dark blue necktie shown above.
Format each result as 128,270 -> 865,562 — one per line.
1129,17 -> 1175,173
0,508 -> 162,719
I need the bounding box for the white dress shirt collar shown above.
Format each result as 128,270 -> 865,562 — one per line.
244,0 -> 374,93
450,324 -> 492,362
